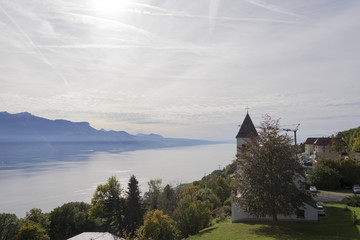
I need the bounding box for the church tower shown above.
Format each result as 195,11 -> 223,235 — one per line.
236,112 -> 258,156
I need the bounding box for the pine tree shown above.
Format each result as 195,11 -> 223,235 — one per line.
125,175 -> 143,237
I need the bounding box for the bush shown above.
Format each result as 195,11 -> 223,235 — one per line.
212,206 -> 231,223
137,210 -> 178,240
223,199 -> 231,207
342,195 -> 360,207
173,186 -> 212,238
307,166 -> 341,190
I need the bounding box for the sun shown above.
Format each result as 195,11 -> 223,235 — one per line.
90,0 -> 131,16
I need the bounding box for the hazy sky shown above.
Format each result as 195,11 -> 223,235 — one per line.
0,0 -> 359,141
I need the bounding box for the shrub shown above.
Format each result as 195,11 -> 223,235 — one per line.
137,210 -> 178,240
342,195 -> 360,207
223,198 -> 231,207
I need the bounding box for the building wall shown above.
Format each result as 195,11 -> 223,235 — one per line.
231,198 -> 318,222
236,138 -> 248,155
305,144 -> 314,155
315,145 -> 330,153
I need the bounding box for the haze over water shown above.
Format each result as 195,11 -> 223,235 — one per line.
0,143 -> 234,217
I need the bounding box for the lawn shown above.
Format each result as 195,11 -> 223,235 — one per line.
185,203 -> 360,240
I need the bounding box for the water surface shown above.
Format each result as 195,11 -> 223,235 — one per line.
0,143 -> 235,217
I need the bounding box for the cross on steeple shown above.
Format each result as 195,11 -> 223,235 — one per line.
245,106 -> 250,113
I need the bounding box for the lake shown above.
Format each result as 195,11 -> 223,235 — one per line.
0,143 -> 235,217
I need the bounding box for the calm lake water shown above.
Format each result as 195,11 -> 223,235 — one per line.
0,143 -> 235,217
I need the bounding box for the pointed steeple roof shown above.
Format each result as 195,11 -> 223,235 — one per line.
236,113 -> 258,138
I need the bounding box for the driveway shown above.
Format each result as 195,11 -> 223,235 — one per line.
313,190 -> 354,202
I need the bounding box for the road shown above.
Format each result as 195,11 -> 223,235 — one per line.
314,190 -> 354,202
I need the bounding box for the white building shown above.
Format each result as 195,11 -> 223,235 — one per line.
67,232 -> 124,240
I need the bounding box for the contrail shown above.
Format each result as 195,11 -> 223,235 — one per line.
0,3 -> 69,87
209,0 -> 220,34
244,0 -> 304,18
58,11 -> 153,38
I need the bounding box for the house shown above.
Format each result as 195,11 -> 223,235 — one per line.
67,232 -> 124,240
232,113 -> 319,222
304,137 -> 333,154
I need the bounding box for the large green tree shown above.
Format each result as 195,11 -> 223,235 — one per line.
0,213 -> 21,240
158,184 -> 177,216
307,165 -> 341,190
89,176 -> 125,236
124,175 -> 143,237
14,221 -> 49,240
233,115 -> 307,223
49,202 -> 96,240
146,179 -> 162,210
319,158 -> 360,186
24,208 -> 49,232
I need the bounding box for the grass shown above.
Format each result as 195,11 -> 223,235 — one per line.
185,203 -> 360,240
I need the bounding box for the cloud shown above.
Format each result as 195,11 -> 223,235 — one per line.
244,0 -> 304,18
0,0 -> 359,140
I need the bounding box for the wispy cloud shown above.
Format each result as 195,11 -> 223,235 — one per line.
244,0 -> 304,18
0,2 -> 69,87
0,0 -> 359,140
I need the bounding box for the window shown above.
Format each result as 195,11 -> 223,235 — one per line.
296,209 -> 305,218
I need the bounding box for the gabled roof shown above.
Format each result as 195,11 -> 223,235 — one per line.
304,138 -> 317,144
304,137 -> 332,146
236,113 -> 258,138
314,137 -> 332,146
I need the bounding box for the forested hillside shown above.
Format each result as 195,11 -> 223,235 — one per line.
336,126 -> 360,152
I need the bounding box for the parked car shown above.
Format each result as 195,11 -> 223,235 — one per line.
352,185 -> 360,194
310,186 -> 317,193
316,202 -> 326,216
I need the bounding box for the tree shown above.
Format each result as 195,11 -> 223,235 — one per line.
137,210 -> 178,240
233,115 -> 307,223
25,208 -> 49,232
204,175 -> 232,204
320,158 -> 360,186
173,186 -> 212,237
307,165 -> 341,190
158,184 -> 177,216
89,176 -> 125,236
49,202 -> 96,240
196,188 -> 221,209
14,221 -> 49,240
0,213 -> 21,240
124,175 -> 143,237
146,179 -> 162,210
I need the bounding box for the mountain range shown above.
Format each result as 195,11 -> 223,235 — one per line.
0,111 -> 213,148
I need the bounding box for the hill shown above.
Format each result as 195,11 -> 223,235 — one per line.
0,111 -> 213,148
336,127 -> 360,152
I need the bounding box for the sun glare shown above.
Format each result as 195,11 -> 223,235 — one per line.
90,0 -> 131,16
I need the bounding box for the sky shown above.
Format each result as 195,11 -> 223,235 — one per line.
0,0 -> 359,142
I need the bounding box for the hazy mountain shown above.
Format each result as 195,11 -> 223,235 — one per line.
0,112 -> 212,147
